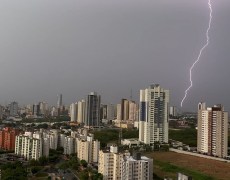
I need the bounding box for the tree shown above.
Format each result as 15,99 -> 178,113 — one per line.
80,160 -> 88,168
38,156 -> 49,166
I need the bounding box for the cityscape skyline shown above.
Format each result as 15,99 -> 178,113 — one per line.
0,0 -> 230,112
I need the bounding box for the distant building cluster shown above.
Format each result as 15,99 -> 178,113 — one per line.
0,83 -> 229,180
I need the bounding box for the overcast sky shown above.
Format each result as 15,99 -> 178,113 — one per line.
0,0 -> 229,112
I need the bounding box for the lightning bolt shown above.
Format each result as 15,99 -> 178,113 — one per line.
181,0 -> 213,107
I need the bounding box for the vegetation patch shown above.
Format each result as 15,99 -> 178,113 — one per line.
169,128 -> 197,146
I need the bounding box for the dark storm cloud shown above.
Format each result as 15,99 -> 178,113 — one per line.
0,0 -> 229,111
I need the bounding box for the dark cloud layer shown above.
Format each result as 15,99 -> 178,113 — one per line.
0,0 -> 229,112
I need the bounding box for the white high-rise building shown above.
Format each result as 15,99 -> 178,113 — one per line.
15,135 -> 42,160
139,84 -> 169,145
70,103 -> 77,122
57,94 -> 62,108
49,130 -> 59,150
59,134 -> 67,148
197,103 -> 228,158
77,100 -> 86,124
121,153 -> 153,180
64,136 -> 75,155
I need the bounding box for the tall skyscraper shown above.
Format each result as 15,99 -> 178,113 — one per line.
9,101 -> 18,117
33,104 -> 40,116
57,94 -> 62,108
197,103 -> 228,158
139,84 -> 169,145
85,92 -> 101,127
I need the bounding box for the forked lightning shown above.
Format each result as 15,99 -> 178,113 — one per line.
181,0 -> 213,107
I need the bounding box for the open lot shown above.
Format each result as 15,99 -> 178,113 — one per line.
146,151 -> 230,180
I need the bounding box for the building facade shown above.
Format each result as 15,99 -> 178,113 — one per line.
77,100 -> 86,124
76,134 -> 100,163
98,147 -> 153,180
70,103 -> 77,122
85,92 -> 101,127
15,135 -> 42,160
197,103 -> 228,158
139,84 -> 169,145
0,127 -> 19,151
9,102 -> 18,117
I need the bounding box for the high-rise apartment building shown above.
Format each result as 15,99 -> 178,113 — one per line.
49,130 -> 59,150
129,101 -> 138,121
116,104 -> 122,120
9,101 -> 18,117
57,94 -> 62,108
39,102 -> 48,116
15,135 -> 42,160
70,103 -> 77,122
64,136 -> 75,155
169,106 -> 177,117
77,100 -> 86,124
33,104 -> 40,116
98,146 -> 123,180
121,153 -> 153,180
0,127 -> 19,151
139,84 -> 169,145
0,106 -> 3,119
197,103 -> 228,158
117,99 -> 138,121
107,104 -> 115,120
85,92 -> 101,127
121,99 -> 129,121
98,147 -> 153,180
76,134 -> 100,163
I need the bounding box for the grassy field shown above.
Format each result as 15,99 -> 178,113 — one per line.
146,151 -> 230,180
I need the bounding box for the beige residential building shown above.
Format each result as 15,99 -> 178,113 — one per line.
98,146 -> 153,180
76,134 -> 100,163
77,99 -> 86,124
98,146 -> 123,180
197,103 -> 228,158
